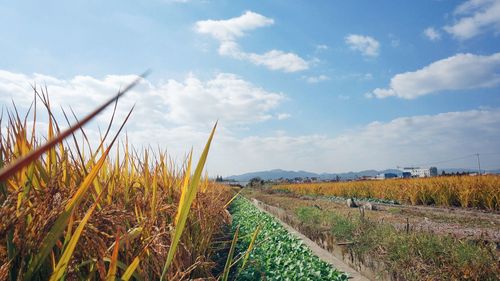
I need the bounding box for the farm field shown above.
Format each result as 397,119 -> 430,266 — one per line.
1,93 -> 498,280
0,94 -> 353,280
243,187 -> 500,280
0,95 -> 236,280
275,176 -> 500,211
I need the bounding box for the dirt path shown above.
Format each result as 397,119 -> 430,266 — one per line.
250,198 -> 371,281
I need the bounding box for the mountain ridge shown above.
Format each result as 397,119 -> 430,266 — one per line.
226,168 -> 499,181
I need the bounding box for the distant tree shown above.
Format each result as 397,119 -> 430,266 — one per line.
441,170 -> 446,176
248,177 -> 264,188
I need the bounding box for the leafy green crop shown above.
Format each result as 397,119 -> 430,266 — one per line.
229,197 -> 348,281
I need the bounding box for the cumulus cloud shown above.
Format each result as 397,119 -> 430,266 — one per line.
195,11 -> 309,72
213,108 -> 500,174
444,0 -> 500,40
195,11 -> 274,41
424,27 -> 441,41
160,73 -> 284,124
3,70 -> 499,175
345,34 -> 380,57
0,69 -> 284,129
246,50 -> 309,72
370,52 -> 500,99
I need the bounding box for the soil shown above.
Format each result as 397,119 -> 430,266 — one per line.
245,189 -> 500,245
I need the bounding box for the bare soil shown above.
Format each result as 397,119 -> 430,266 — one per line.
246,189 -> 500,245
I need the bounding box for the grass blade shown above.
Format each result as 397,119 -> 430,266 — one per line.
121,256 -> 140,281
239,224 -> 261,271
160,122 -> 217,280
24,106 -> 135,280
223,189 -> 243,209
49,191 -> 103,281
0,71 -> 148,182
105,234 -> 121,281
221,225 -> 239,281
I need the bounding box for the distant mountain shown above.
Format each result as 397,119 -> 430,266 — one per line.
227,169 -> 318,181
439,168 -> 500,174
227,168 -> 403,181
226,168 -> 499,181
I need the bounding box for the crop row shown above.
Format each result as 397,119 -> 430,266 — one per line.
275,176 -> 500,210
229,197 -> 348,281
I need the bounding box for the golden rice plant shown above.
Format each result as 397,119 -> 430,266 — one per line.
0,85 -> 231,280
276,175 -> 500,211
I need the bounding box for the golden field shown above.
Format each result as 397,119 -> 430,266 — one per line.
0,90 -> 231,280
275,176 -> 500,211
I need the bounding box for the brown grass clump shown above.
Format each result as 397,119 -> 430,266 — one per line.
276,176 -> 500,211
0,88 -> 231,280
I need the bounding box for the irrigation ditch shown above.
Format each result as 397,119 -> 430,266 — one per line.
249,198 -> 371,281
250,198 -> 386,281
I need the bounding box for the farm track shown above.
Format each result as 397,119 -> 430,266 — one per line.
249,198 -> 372,281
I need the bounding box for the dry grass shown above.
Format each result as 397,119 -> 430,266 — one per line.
276,176 -> 500,211
0,89 -> 231,280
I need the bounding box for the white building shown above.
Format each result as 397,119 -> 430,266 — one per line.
402,167 -> 438,178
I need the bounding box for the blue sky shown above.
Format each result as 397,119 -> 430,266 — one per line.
1,0 -> 500,175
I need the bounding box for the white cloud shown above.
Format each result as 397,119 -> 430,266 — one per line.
246,50 -> 309,73
214,108 -> 500,174
3,70 -> 499,176
195,11 -> 274,41
371,52 -> 500,99
276,113 -> 291,120
424,27 -> 441,41
444,0 -> 500,40
345,34 -> 380,57
160,73 -> 284,124
316,44 -> 329,51
0,69 -> 290,173
196,11 -> 309,72
305,74 -> 330,83
0,69 -> 284,129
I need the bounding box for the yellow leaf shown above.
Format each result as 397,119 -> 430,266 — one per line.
121,256 -> 140,281
160,122 -> 217,280
106,234 -> 121,281
49,193 -> 102,281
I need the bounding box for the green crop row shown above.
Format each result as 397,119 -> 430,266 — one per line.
229,197 -> 348,281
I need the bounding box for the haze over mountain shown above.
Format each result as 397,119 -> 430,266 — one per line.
227,168 -> 500,181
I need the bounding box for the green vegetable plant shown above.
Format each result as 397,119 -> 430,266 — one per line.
229,197 -> 348,281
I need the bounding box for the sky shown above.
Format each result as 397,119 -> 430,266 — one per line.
1,0 -> 500,176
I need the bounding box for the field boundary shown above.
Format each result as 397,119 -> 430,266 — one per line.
250,198 -> 371,281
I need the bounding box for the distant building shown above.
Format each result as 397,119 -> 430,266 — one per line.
376,173 -> 398,180
402,167 -> 438,178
